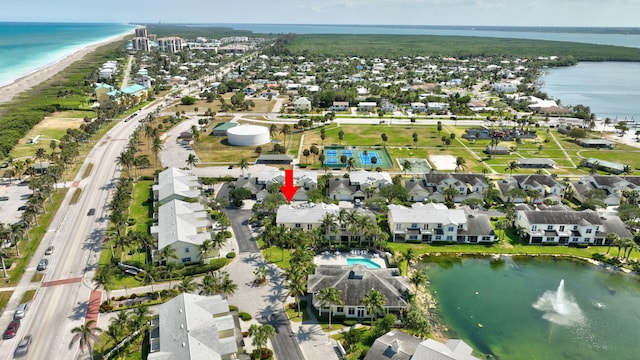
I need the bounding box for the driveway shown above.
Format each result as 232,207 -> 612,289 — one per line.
217,183 -> 259,253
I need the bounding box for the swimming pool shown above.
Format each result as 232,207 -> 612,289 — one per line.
346,257 -> 382,269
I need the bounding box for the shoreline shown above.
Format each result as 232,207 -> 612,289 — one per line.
0,31 -> 132,106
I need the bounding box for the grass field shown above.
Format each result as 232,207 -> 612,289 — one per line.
10,115 -> 86,159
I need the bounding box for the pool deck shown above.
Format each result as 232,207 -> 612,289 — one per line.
314,250 -> 387,268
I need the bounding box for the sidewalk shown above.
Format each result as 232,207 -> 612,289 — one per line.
288,298 -> 342,360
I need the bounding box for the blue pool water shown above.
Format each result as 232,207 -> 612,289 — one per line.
346,257 -> 381,269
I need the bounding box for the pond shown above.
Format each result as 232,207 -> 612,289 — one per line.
422,255 -> 640,360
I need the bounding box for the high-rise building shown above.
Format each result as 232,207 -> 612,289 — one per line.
157,37 -> 184,53
135,27 -> 148,38
132,37 -> 150,52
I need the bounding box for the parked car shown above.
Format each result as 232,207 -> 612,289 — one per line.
17,205 -> 27,211
3,319 -> 20,339
37,258 -> 48,271
14,303 -> 28,320
0,196 -> 9,201
14,335 -> 32,357
45,246 -> 54,255
87,208 -> 96,216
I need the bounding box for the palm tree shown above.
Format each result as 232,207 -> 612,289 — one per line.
151,137 -> 163,168
94,264 -> 116,303
316,287 -> 343,331
361,288 -> 387,324
239,158 -> 249,177
280,124 -> 291,148
505,161 -> 519,177
455,156 -> 466,173
401,248 -> 418,269
287,271 -> 307,317
211,232 -> 227,258
381,133 -> 388,146
402,160 -> 412,175
338,130 -> 345,145
217,271 -> 238,299
176,276 -> 197,293
186,153 -> 198,169
69,320 -> 102,359
249,324 -> 275,358
157,246 -> 177,265
409,270 -> 429,290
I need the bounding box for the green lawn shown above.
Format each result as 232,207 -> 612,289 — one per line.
130,181 -> 154,233
0,292 -> 13,313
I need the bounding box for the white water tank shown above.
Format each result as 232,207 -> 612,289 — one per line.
227,124 -> 271,146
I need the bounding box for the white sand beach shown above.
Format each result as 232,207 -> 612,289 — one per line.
0,33 -> 131,105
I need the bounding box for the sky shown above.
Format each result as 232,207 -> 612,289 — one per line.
3,0 -> 640,27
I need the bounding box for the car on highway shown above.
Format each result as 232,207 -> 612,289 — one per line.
3,319 -> 20,339
13,335 -> 32,357
37,258 -> 48,271
14,303 -> 28,320
87,208 -> 96,216
45,245 -> 54,255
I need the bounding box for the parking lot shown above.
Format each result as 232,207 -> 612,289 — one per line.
0,179 -> 34,226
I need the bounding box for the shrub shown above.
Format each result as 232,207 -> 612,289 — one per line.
226,252 -> 236,259
239,312 -> 252,321
130,293 -> 137,299
223,231 -> 232,238
343,319 -> 357,326
229,305 -> 239,312
117,296 -> 126,301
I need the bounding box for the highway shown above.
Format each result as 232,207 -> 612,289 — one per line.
0,113 -> 146,360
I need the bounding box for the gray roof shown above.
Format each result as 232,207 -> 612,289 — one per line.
518,209 -> 632,238
152,200 -> 212,250
461,209 -> 495,237
148,293 -> 237,360
518,158 -> 557,166
423,173 -> 487,188
256,154 -> 293,161
584,158 -> 625,171
349,170 -> 392,186
577,139 -> 615,146
412,338 -> 479,360
329,178 -> 357,194
512,174 -> 563,189
308,265 -> 412,308
153,167 -> 201,203
363,331 -> 421,360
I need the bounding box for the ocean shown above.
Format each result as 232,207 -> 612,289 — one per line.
0,22 -> 136,86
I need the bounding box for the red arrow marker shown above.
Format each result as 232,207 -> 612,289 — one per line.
280,169 -> 299,202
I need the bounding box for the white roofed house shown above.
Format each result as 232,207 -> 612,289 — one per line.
153,167 -> 202,205
150,200 -> 214,264
148,293 -> 240,360
293,96 -> 312,111
388,203 -> 495,244
514,208 -> 632,246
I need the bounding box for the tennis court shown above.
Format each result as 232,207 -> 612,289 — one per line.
323,146 -> 393,169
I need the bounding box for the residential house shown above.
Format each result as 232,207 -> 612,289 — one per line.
570,175 -> 639,206
358,102 -> 377,112
329,171 -> 392,201
329,101 -> 350,112
236,169 -> 317,201
363,331 -> 421,360
388,203 -> 495,243
515,208 -> 632,245
405,177 -> 432,202
518,158 -> 557,169
153,167 -> 201,205
95,83 -> 148,109
307,265 -> 412,319
410,102 -> 427,112
512,175 -> 566,203
422,174 -> 488,203
427,102 -> 449,112
364,330 -> 479,360
329,178 -> 358,201
150,200 -> 214,264
576,139 -> 615,149
496,177 -> 528,204
380,99 -> 397,113
293,96 -> 312,111
484,145 -> 510,155
582,158 -> 626,174
148,293 -> 240,360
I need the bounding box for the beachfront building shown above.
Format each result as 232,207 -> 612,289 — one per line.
388,203 -> 495,243
514,208 -> 632,245
132,37 -> 150,52
308,265 -> 412,319
158,37 -> 184,53
148,293 -> 240,359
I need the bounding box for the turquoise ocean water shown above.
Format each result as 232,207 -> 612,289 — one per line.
0,22 -> 136,86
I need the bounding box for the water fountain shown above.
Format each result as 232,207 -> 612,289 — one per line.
533,279 -> 585,326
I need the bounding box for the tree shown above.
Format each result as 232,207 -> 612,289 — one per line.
567,127 -> 587,140
381,133 -> 388,146
286,271 -> 307,317
338,130 -> 345,145
176,276 -> 197,293
239,158 -> 249,177
361,288 -> 386,324
280,124 -> 292,148
186,153 -> 198,169
69,320 -> 102,360
455,156 -> 466,172
402,160 -> 412,175
94,264 -> 116,303
316,287 -> 343,331
605,233 -> 619,254
249,324 -> 275,358
437,121 -> 443,135
505,161 -> 519,177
